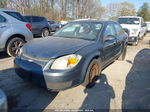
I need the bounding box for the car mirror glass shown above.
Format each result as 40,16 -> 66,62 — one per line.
104,35 -> 116,42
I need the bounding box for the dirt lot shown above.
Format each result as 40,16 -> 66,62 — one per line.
0,33 -> 150,111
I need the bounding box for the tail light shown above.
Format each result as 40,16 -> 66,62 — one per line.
26,24 -> 32,31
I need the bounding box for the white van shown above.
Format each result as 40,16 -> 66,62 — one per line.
117,16 -> 146,45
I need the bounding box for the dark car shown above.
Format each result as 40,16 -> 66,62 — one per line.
14,20 -> 127,91
48,20 -> 61,32
24,15 -> 51,37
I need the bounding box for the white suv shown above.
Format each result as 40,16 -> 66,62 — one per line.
0,8 -> 33,57
117,16 -> 146,45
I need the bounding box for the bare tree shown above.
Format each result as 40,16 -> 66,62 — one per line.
3,0 -> 105,21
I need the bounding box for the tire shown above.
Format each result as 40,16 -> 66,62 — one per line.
118,45 -> 127,61
83,59 -> 101,88
41,28 -> 50,37
6,37 -> 25,57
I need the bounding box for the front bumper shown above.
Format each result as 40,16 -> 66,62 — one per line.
14,58 -> 82,91
127,36 -> 138,44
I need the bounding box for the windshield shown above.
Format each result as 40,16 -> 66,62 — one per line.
118,18 -> 140,25
53,22 -> 102,40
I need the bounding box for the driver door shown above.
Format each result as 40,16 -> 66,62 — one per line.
103,24 -> 118,65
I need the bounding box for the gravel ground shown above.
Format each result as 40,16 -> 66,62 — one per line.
0,33 -> 150,111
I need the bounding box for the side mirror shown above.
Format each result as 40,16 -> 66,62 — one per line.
104,35 -> 116,41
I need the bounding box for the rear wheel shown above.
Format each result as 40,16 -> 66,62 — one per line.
41,28 -> 50,37
6,37 -> 25,57
83,59 -> 101,88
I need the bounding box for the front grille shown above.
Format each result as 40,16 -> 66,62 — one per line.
20,53 -> 49,67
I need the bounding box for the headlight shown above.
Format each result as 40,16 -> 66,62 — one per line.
51,54 -> 82,70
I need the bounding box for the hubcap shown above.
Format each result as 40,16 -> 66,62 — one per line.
11,41 -> 23,55
89,63 -> 100,83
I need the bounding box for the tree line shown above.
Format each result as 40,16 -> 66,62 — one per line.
0,0 -> 150,21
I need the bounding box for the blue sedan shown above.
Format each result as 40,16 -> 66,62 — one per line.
14,20 -> 127,91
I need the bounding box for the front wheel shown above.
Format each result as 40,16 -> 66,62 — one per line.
83,59 -> 101,88
6,37 -> 25,57
41,28 -> 50,37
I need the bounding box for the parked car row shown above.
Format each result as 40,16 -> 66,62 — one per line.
0,8 -> 62,57
24,15 -> 51,37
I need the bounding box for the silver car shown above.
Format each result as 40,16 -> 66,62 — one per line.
0,90 -> 7,112
0,8 -> 33,57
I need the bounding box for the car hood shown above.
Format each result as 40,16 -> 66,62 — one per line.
120,24 -> 140,30
23,36 -> 93,59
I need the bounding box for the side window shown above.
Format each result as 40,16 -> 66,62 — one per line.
114,24 -> 124,36
104,24 -> 116,37
24,16 -> 31,22
50,21 -> 55,24
40,17 -> 45,21
0,15 -> 6,22
32,17 -> 41,22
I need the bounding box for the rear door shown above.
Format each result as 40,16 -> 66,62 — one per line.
103,23 -> 118,65
31,16 -> 43,34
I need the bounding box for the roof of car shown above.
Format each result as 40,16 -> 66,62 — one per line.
24,15 -> 45,18
118,16 -> 142,19
0,8 -> 18,12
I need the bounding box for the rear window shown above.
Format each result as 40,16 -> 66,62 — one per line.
0,15 -> 6,22
24,16 -> 31,22
4,11 -> 26,22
